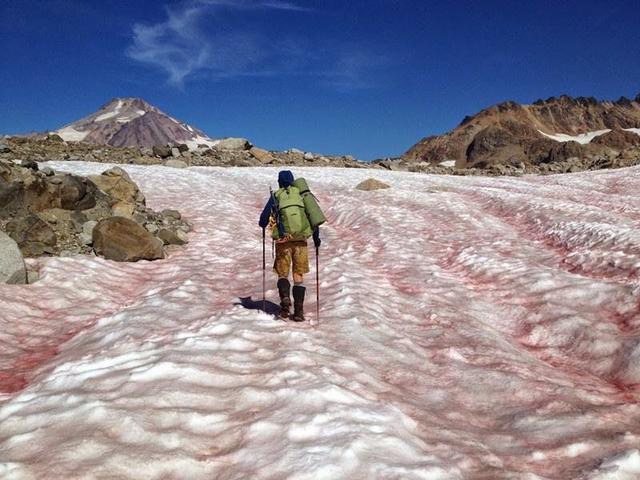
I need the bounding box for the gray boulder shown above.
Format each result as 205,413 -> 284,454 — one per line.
0,231 -> 27,284
152,145 -> 172,158
216,138 -> 252,151
165,159 -> 188,168
304,152 -> 315,161
171,147 -> 181,158
21,159 -> 39,171
157,228 -> 188,245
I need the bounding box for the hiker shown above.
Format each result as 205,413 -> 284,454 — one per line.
258,170 -> 323,322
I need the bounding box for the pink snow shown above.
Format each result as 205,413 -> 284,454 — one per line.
0,163 -> 639,479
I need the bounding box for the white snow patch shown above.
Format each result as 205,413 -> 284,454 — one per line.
56,126 -> 89,142
185,135 -> 220,150
589,450 -> 640,479
439,160 -> 456,167
95,100 -> 123,122
623,128 -> 640,136
538,129 -> 611,144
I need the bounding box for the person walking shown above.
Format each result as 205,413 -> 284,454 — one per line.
258,170 -> 323,322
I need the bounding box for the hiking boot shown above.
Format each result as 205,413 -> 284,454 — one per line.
277,278 -> 291,318
292,285 -> 306,322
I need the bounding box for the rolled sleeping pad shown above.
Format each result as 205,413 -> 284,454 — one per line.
292,177 -> 326,228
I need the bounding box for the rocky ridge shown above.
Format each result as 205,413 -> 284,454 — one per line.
403,94 -> 640,168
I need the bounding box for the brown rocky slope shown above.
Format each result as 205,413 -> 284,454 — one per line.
403,94 -> 640,168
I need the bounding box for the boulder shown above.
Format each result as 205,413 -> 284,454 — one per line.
161,209 -> 182,220
0,231 -> 27,284
59,174 -> 97,210
21,159 -> 39,171
165,159 -> 188,168
216,137 -> 252,151
92,217 -> 164,262
6,214 -> 57,256
157,228 -> 188,245
176,143 -> 189,153
356,178 -> 391,191
46,133 -> 65,143
89,167 -> 143,205
249,147 -> 274,164
171,147 -> 181,158
41,167 -> 55,176
0,141 -> 11,154
304,152 -> 315,161
152,145 -> 172,158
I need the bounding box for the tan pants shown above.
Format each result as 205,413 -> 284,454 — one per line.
274,240 -> 309,277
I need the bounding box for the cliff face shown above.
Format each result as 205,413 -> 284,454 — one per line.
403,95 -> 640,168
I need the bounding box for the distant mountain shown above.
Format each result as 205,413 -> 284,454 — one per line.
54,98 -> 218,149
403,94 -> 640,168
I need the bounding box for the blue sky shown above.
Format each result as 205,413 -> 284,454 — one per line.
1,0 -> 639,159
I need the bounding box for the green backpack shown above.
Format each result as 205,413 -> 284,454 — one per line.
273,186 -> 313,240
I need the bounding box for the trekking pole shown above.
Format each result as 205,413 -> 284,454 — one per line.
315,245 -> 320,324
262,227 -> 266,312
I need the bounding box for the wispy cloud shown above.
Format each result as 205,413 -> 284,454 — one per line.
126,0 -> 384,89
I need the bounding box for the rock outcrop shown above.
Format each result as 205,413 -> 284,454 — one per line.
0,160 -> 190,264
404,94 -> 640,168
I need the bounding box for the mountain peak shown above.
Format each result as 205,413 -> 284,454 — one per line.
55,98 -> 217,149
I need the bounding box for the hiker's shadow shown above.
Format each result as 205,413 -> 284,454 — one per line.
235,296 -> 280,316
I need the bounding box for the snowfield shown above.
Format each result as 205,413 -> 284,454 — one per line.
1,163 -> 640,479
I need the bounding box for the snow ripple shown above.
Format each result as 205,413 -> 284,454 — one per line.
0,163 -> 639,479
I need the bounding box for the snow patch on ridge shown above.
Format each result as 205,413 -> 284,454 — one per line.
538,129 -> 611,144
56,126 -> 89,142
623,128 -> 640,136
95,100 -> 124,122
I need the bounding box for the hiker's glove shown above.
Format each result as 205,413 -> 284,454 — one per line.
313,228 -> 321,248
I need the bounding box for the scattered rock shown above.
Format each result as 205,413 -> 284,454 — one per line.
152,145 -> 172,158
111,201 -> 135,218
145,223 -> 159,234
81,220 -> 97,245
217,138 -> 252,151
356,178 -> 391,191
41,167 -> 55,176
249,147 -> 274,164
27,269 -> 40,284
6,214 -> 57,256
157,228 -> 188,245
46,133 -> 65,143
304,152 -> 315,161
161,209 -> 181,220
21,159 -> 39,171
176,143 -> 189,153
92,217 -> 165,262
165,159 -> 188,168
0,231 -> 27,284
0,141 -> 11,154
171,147 -> 181,158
